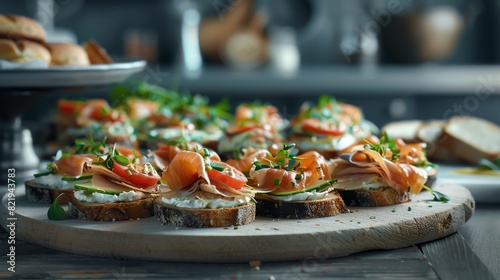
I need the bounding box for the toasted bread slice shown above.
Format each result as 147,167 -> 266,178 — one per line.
154,198 -> 256,228
339,187 -> 409,207
381,120 -> 423,143
442,116 -> 500,164
255,191 -> 349,219
68,195 -> 156,221
25,179 -> 72,204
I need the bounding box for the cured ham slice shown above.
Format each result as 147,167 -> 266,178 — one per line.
331,149 -> 428,195
52,154 -> 97,177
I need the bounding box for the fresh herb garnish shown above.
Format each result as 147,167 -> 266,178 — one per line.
74,136 -> 108,155
94,143 -> 129,169
364,132 -> 400,161
423,185 -> 450,202
47,193 -> 67,220
414,161 -> 438,169
210,162 -> 226,172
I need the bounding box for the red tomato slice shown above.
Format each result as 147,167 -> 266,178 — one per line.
302,119 -> 345,137
112,161 -> 160,189
58,100 -> 85,115
207,161 -> 247,190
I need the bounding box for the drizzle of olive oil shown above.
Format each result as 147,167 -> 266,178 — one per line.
454,168 -> 500,177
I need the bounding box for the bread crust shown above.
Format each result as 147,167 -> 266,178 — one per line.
154,198 -> 256,228
0,38 -> 51,64
84,40 -> 112,64
25,179 -> 72,204
442,116 -> 500,164
0,14 -> 46,42
255,191 -> 349,219
339,187 -> 409,207
46,42 -> 90,66
69,194 -> 156,221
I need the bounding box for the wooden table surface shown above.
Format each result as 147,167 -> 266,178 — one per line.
0,201 -> 498,280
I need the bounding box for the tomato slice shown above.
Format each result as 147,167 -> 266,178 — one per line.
302,119 -> 345,137
207,161 -> 247,190
58,99 -> 85,115
112,161 -> 160,189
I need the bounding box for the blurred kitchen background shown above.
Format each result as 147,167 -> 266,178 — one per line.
4,0 -> 500,128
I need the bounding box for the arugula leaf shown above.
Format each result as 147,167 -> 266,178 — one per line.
47,193 -> 67,220
423,185 -> 450,202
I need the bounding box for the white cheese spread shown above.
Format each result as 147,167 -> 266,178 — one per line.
74,190 -> 147,203
265,190 -> 330,201
161,196 -> 251,209
35,174 -> 89,190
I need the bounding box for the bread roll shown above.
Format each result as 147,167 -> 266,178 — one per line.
0,38 -> 51,64
84,40 -> 112,64
46,42 -> 90,66
0,14 -> 46,42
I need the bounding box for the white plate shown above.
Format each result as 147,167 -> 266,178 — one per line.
435,164 -> 500,204
0,57 -> 146,89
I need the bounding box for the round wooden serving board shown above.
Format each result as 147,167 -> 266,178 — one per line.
1,184 -> 474,263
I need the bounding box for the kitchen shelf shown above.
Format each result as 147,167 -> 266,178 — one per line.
161,65 -> 500,96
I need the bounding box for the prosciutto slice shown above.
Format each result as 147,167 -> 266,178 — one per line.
52,154 -> 97,178
331,149 -> 427,194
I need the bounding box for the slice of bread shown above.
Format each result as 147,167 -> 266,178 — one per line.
154,198 -> 256,228
25,179 -> 72,204
417,120 -> 461,162
339,187 -> 409,207
381,120 -> 423,143
68,195 -> 156,221
255,191 -> 349,219
442,116 -> 500,164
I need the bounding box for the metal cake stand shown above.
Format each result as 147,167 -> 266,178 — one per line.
0,58 -> 146,181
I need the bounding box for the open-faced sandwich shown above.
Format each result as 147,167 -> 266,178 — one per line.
154,149 -> 256,228
330,134 -> 431,207
25,137 -> 113,204
27,153 -> 95,205
289,96 -> 376,159
218,103 -> 287,159
56,98 -> 138,149
111,83 -> 231,151
68,144 -> 160,221
241,144 -> 348,219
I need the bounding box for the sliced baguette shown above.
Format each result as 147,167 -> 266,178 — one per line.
442,116 -> 500,164
339,187 -> 409,207
154,198 -> 256,228
68,195 -> 156,221
25,179 -> 72,204
417,120 -> 461,162
381,120 -> 423,143
255,191 -> 349,219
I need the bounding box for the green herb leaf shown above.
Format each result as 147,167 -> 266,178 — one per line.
47,193 -> 67,220
210,162 -> 226,172
423,185 -> 450,202
114,155 -> 130,166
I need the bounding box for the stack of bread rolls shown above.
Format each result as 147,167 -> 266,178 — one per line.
0,14 -> 111,66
